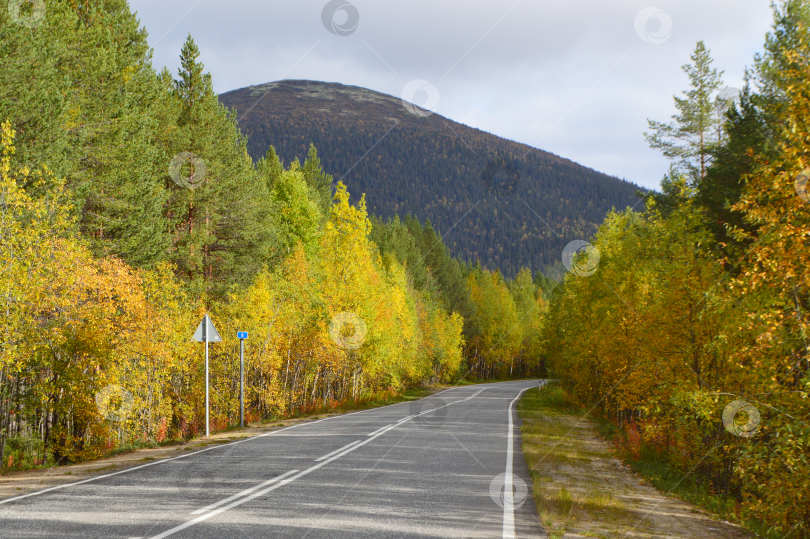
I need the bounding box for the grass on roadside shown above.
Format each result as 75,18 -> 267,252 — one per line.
517,384 -> 649,539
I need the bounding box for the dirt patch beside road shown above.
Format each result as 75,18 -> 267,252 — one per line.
517,385 -> 754,539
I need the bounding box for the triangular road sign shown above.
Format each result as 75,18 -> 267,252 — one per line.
192,314 -> 222,342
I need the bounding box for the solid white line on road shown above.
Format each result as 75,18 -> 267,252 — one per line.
190,470 -> 298,515
368,424 -> 398,438
314,440 -> 361,461
502,387 -> 530,539
147,388 -> 489,539
149,473 -> 301,539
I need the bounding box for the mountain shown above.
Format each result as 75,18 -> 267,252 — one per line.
218,80 -> 644,277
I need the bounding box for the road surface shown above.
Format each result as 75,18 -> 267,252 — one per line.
0,381 -> 543,538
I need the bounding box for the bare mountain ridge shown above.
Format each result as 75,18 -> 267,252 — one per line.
219,80 -> 643,277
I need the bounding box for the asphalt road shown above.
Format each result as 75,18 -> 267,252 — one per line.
0,381 -> 543,538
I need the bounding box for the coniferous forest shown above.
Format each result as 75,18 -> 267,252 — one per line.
1,0 -> 810,536
219,80 -> 645,278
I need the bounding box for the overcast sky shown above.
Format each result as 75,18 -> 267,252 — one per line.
129,0 -> 774,190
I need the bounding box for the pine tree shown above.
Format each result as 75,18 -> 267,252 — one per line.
0,1 -> 70,187
369,214 -> 429,291
420,219 -> 476,334
256,146 -> 284,191
695,2 -> 807,247
302,144 -> 334,218
645,41 -> 724,184
696,85 -> 773,246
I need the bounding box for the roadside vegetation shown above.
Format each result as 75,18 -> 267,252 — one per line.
3,1 -> 808,536
518,385 -> 646,539
540,2 -> 810,536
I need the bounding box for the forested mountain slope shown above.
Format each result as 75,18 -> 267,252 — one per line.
219,80 -> 644,276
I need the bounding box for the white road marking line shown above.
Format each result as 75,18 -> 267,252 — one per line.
148,474 -> 300,539
314,440 -> 361,461
325,441 -> 368,462
502,387 -> 531,539
189,470 -> 298,515
366,424 -> 395,437
371,424 -> 398,437
149,418 -> 405,539
426,387 -> 455,397
0,441 -> 250,506
0,386 -> 483,508
147,389 -> 488,539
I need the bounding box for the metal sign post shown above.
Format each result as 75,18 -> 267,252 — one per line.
205,322 -> 208,437
192,315 -> 222,437
237,331 -> 248,428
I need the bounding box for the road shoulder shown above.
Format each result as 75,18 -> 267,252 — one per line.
517,384 -> 754,539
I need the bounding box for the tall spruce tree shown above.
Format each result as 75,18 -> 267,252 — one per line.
696,85 -> 773,246
256,146 -> 284,191
369,215 -> 429,291
0,0 -> 70,187
418,218 -> 476,335
166,35 -> 275,298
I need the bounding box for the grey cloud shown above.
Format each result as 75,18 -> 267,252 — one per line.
132,0 -> 774,190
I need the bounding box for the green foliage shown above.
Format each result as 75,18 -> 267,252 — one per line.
163,35 -> 276,299
696,85 -> 775,246
645,40 -> 725,185
268,166 -> 321,257
301,143 -> 334,218
370,215 -> 427,288
256,146 -> 284,191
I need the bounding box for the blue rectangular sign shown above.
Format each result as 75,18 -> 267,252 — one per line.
237,331 -> 248,339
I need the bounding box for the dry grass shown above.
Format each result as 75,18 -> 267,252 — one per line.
517,385 -> 753,539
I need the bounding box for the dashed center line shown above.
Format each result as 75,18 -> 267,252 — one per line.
190,470 -> 298,515
366,424 -> 395,437
148,389 -> 489,539
315,440 -> 361,461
